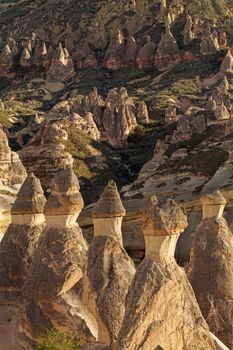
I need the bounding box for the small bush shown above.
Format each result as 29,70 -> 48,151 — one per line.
35,329 -> 84,350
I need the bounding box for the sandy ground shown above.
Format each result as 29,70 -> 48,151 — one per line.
0,327 -> 21,350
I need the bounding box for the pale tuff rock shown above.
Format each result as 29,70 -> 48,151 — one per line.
83,54 -> 98,69
0,173 -> 46,305
136,36 -> 155,69
138,139 -> 169,180
69,113 -> 100,140
20,48 -> 32,68
0,128 -> 26,238
18,123 -> 73,190
46,43 -> 75,82
136,101 -> 149,124
0,44 -> 14,71
165,106 -> 181,124
123,36 -> 138,66
200,190 -> 226,219
219,76 -> 229,94
83,181 -> 135,347
115,197 -> 216,350
22,168 -> 94,343
188,191 -> 233,349
142,196 -> 188,258
91,24 -> 108,51
200,26 -> 219,56
183,14 -> 194,45
6,37 -> 18,56
219,31 -> 227,47
102,87 -> 137,147
154,23 -> 180,71
43,45 -> 54,70
103,30 -> 125,71
78,87 -> 105,127
171,111 -> 206,143
214,103 -> 230,121
44,167 -> 84,225
33,40 -> 47,66
220,50 -> 233,73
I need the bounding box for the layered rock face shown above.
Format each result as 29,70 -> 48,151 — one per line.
83,181 -> 135,347
0,128 -> 26,238
21,168 -> 93,341
188,191 -> 233,349
115,196 -> 216,350
18,123 -> 73,190
154,23 -> 180,71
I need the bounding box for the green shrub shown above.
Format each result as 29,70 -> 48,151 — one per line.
35,329 -> 84,350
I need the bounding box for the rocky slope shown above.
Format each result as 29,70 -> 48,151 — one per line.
0,0 -> 233,263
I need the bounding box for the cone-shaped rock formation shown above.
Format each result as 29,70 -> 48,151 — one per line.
115,196 -> 216,350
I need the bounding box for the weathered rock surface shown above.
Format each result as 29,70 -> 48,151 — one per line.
0,173 -> 46,304
83,181 -> 135,347
46,43 -> 75,82
115,197 -> 216,350
136,101 -> 149,124
18,123 -> 73,190
0,128 -> 26,238
188,191 -> 233,349
103,30 -> 125,71
154,24 -> 180,71
102,87 -> 137,146
20,168 -> 94,348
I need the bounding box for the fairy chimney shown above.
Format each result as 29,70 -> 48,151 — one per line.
183,14 -> 194,45
21,168 -> 94,343
103,30 -> 125,71
82,181 -> 135,347
115,197 -> 216,350
46,43 -> 75,82
137,101 -> 149,123
44,167 -> 84,227
142,196 -> 188,259
220,50 -> 233,73
154,23 -> 180,71
92,180 -> 126,244
20,48 -> 32,68
0,44 -> 14,71
188,191 -> 233,349
0,173 -> 46,304
136,36 -> 155,69
123,36 -> 138,66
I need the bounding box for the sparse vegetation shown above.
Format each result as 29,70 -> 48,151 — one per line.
35,329 -> 85,350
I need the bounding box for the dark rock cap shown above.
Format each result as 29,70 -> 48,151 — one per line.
143,195 -> 188,236
44,167 -> 84,215
11,173 -> 46,215
92,181 -> 126,219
